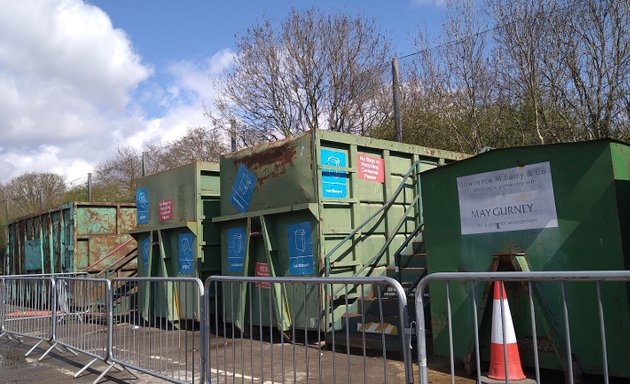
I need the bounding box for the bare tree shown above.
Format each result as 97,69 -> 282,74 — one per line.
488,0 -> 629,142
145,127 -> 227,171
403,0 -> 501,153
1,172 -> 67,217
392,0 -> 628,152
550,0 -> 629,139
93,147 -> 143,202
209,8 -> 391,144
489,0 -> 553,144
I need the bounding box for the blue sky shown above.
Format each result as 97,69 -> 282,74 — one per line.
0,0 -> 450,185
88,0 -> 447,118
89,1 -> 445,64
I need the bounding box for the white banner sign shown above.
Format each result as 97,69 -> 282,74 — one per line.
457,161 -> 558,235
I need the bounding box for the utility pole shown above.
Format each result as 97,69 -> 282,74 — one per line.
392,57 -> 402,143
230,119 -> 237,152
142,151 -> 147,177
2,200 -> 7,275
87,173 -> 92,202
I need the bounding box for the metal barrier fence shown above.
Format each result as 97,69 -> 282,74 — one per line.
107,277 -> 206,384
0,275 -> 55,348
4,271 -> 628,383
1,272 -> 88,278
48,277 -> 112,378
415,271 -> 630,384
204,275 -> 413,384
0,275 -> 206,384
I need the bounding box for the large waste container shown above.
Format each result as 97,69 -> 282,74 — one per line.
214,129 -> 468,331
132,161 -> 221,321
5,202 -> 137,276
422,139 -> 630,378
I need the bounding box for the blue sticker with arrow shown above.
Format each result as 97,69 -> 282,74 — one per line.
230,164 -> 257,212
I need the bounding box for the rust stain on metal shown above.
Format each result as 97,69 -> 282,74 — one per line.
236,139 -> 297,186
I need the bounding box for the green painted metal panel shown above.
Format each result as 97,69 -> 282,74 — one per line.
76,240 -> 89,270
5,202 -> 136,275
133,162 -> 221,278
134,161 -> 220,228
132,161 -> 221,321
24,240 -> 43,271
422,139 -> 630,378
76,207 -> 116,235
216,129 -> 468,331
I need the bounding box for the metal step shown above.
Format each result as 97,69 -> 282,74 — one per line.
325,314 -> 411,354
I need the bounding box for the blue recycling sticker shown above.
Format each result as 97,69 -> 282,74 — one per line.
139,236 -> 150,274
178,233 -> 195,274
136,188 -> 149,224
230,164 -> 257,213
288,221 -> 314,275
227,227 -> 246,273
320,149 -> 348,198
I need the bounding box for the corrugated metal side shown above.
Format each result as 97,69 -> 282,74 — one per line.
132,162 -> 221,321
215,129 -> 468,330
5,202 -> 136,275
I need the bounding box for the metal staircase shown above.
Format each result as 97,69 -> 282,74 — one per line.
323,160 -> 437,352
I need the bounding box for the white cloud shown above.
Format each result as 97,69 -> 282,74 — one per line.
0,0 -> 234,188
129,49 -> 235,148
0,0 -> 151,184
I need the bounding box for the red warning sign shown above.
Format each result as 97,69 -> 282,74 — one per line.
357,153 -> 384,183
158,199 -> 174,221
255,262 -> 271,288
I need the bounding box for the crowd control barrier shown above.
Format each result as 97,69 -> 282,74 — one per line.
204,275 -> 413,384
3,271 -> 628,383
415,271 -> 630,384
0,275 -> 55,352
107,277 -> 206,384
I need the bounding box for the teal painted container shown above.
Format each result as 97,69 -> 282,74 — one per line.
5,202 -> 136,276
132,161 -> 221,321
422,139 -> 630,378
215,129 -> 468,331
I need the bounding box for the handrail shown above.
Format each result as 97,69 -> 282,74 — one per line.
344,194 -> 421,278
84,238 -> 135,272
324,160 -> 426,276
329,194 -> 422,300
394,222 -> 424,286
95,247 -> 138,279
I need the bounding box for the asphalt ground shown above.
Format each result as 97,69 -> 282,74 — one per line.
0,335 -> 162,383
0,327 -> 476,384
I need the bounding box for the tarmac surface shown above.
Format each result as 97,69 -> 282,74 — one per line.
0,336 -> 163,384
0,329 -> 475,384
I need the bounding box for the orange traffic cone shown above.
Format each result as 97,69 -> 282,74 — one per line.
487,281 -> 527,381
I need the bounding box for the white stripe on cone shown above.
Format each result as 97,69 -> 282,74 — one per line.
491,288 -> 517,344
487,281 -> 526,381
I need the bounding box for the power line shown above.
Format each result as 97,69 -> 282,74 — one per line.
397,24 -> 502,61
392,0 -> 576,63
